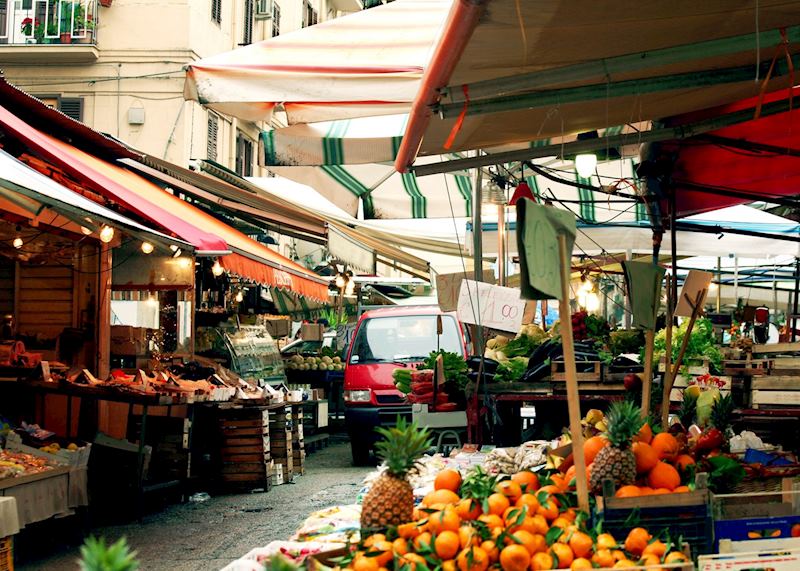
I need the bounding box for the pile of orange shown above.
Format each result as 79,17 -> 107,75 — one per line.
346,468 -> 691,571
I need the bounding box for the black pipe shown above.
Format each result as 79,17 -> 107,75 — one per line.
793,259 -> 799,342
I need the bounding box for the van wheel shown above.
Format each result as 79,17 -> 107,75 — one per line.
350,439 -> 371,466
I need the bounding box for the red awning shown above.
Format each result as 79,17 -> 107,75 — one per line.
0,104 -> 330,301
664,87 -> 800,217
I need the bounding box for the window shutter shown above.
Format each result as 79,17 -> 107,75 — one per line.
271,2 -> 280,37
243,0 -> 254,44
212,0 -> 222,23
207,114 -> 219,161
59,98 -> 84,122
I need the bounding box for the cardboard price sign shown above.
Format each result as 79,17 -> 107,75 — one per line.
436,271 -> 494,312
456,280 -> 526,333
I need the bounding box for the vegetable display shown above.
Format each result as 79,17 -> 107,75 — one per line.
650,317 -> 722,373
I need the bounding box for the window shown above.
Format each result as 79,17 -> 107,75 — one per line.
211,0 -> 221,24
301,0 -> 317,27
349,315 -> 463,364
207,113 -> 219,161
235,131 -> 254,177
37,95 -> 84,122
242,0 -> 254,44
271,1 -> 280,37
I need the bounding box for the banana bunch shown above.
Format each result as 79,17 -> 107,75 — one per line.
581,408 -> 607,438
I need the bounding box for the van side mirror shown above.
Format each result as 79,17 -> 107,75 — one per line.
350,355 -> 360,364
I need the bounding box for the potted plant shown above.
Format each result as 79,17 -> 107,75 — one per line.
72,4 -> 95,44
58,1 -> 75,43
20,17 -> 38,43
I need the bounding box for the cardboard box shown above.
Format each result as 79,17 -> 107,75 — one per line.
264,319 -> 290,339
300,324 -> 324,341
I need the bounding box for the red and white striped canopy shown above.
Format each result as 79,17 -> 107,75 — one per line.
184,0 -> 451,124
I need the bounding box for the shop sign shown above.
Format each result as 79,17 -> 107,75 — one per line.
456,279 -> 525,333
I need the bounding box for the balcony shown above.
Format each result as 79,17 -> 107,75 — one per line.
0,0 -> 99,63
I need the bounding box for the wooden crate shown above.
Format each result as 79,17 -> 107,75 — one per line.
659,357 -> 709,376
751,376 -> 800,408
723,358 -> 771,377
217,408 -> 271,491
551,360 -> 602,382
1,535 -> 12,571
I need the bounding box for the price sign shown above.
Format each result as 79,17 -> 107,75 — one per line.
436,271 -> 494,312
456,280 -> 526,333
699,547 -> 800,570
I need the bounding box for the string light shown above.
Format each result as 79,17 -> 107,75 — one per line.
12,237 -> 23,249
99,226 -> 115,243
141,242 -> 154,254
235,291 -> 244,303
575,153 -> 598,178
335,274 -> 346,288
80,226 -> 92,236
211,260 -> 224,276
345,279 -> 356,296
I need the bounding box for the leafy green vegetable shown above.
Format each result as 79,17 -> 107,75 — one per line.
500,334 -> 541,358
419,350 -> 469,389
705,455 -> 745,493
584,314 -> 611,342
494,356 -> 529,383
609,329 -> 645,356
649,317 -> 722,373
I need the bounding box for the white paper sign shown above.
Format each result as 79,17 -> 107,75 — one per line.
457,280 -> 526,333
699,547 -> 800,570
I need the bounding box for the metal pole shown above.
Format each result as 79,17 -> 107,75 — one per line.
670,191 -> 678,310
734,256 -> 739,310
793,258 -> 799,342
716,257 -> 722,313
497,202 -> 507,286
473,156 -> 483,284
624,249 -> 632,328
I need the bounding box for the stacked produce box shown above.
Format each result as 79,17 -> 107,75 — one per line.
269,406 -> 293,483
217,408 -> 271,492
290,405 -> 305,476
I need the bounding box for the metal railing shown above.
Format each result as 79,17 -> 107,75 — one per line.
0,0 -> 97,45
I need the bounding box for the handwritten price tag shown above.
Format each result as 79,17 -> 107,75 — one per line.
456,280 -> 526,333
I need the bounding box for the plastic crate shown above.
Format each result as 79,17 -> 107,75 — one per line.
1,536 -> 12,571
595,479 -> 713,558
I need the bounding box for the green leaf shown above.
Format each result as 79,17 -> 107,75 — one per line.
545,526 -> 564,546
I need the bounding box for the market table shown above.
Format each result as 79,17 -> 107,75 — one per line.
0,467 -> 75,529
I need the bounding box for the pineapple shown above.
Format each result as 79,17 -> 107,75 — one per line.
678,392 -> 698,429
360,417 -> 432,530
79,537 -> 139,571
590,401 -> 643,494
710,393 -> 735,437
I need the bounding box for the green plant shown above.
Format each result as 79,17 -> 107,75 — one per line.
74,4 -> 95,30
649,317 -> 722,373
419,350 -> 469,389
609,329 -> 645,356
79,537 -> 139,571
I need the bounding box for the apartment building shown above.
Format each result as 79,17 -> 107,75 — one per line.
0,0 -> 360,175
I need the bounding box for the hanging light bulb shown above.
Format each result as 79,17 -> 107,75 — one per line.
99,226 -> 115,244
146,294 -> 159,306
575,153 -> 598,178
211,260 -> 224,277
584,291 -> 601,312
235,291 -> 244,303
335,274 -> 346,289
177,257 -> 192,269
345,278 -> 356,296
80,226 -> 92,236
12,237 -> 23,249
141,242 -> 154,254
171,248 -> 182,258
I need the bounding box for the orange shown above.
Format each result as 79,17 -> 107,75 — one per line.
477,513 -> 504,531
591,549 -> 615,568
531,552 -> 555,570
613,559 -> 638,568
634,422 -> 653,444
611,550 -> 627,561
397,522 -> 422,539
623,527 -> 651,556
633,442 -> 659,474
675,454 -> 696,471
651,432 -> 680,461
638,486 -> 655,495
538,485 -> 562,498
435,530 -> 461,560
529,514 -> 550,535
442,560 -> 457,571
428,507 -> 461,534
456,546 -> 489,571
456,498 -> 482,521
363,534 -> 385,548
487,493 -> 511,516
516,493 -> 541,513
413,531 -> 432,551
499,544 -> 531,571
435,469 -> 463,492
549,474 -> 568,492
664,551 -> 689,563
596,533 -> 617,550
480,540 -> 499,562
496,480 -> 523,503
643,539 -> 667,558
570,558 -> 592,570
550,517 -> 571,529
369,541 -> 394,567
504,529 -> 537,554
352,555 -> 379,571
424,489 -> 461,506
561,508 -> 578,523
639,553 -> 661,566
528,533 -> 547,555
583,435 -> 608,465
458,525 -> 480,549
399,553 -> 427,571
653,488 -> 672,495
549,542 -> 574,568
568,531 -> 593,559
392,537 -> 409,556
536,499 -> 559,521
614,485 -> 642,498
647,461 -> 681,491
504,505 -> 526,523
674,485 -> 691,493
511,470 -> 540,493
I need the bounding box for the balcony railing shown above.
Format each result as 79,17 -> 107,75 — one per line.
0,0 -> 97,46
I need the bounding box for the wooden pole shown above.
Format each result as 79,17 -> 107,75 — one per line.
557,233 -> 589,513
641,330 -> 655,419
661,274 -> 674,429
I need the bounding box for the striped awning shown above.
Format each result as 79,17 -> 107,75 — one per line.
184,0 -> 450,124
269,157 -> 640,220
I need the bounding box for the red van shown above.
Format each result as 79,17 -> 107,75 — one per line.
343,306 -> 468,464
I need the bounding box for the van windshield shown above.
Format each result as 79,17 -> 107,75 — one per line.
350,315 -> 462,363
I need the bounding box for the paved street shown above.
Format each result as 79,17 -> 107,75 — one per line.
19,436 -> 367,571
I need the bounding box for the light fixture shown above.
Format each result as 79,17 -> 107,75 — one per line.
335,274 -> 346,289
211,260 -> 224,277
709,282 -> 718,291
345,279 -> 356,296
575,153 -> 598,178
146,294 -> 159,306
169,244 -> 179,252
141,242 -> 154,254
99,226 -> 115,244
12,237 -> 23,249
177,257 -> 192,269
171,248 -> 182,258
235,291 -> 244,303
80,226 -> 92,236
584,291 -> 601,312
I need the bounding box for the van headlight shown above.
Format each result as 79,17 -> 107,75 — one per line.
344,390 -> 371,403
